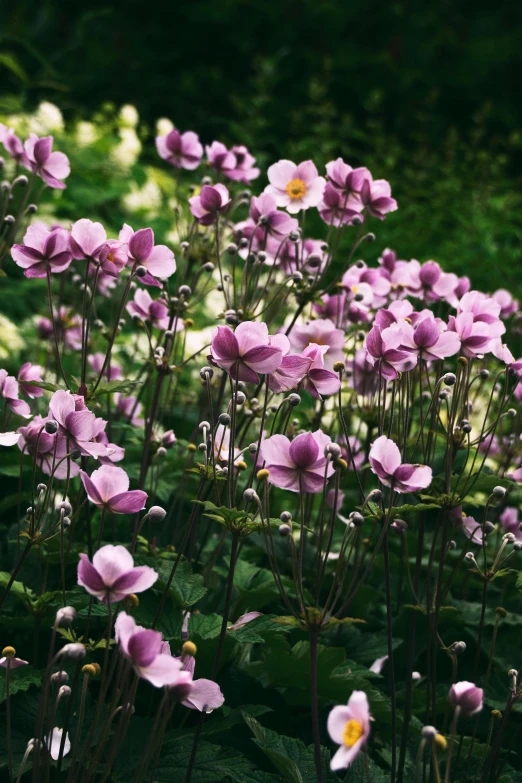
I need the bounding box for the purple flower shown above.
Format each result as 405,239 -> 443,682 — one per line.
447,313 -> 492,358
0,370 -> 31,418
499,507 -> 522,541
493,289 -> 518,319
265,159 -> 326,214
18,415 -> 79,479
210,321 -> 283,383
156,129 -> 203,170
126,288 -> 170,329
300,344 -> 341,399
457,291 -> 505,339
450,507 -> 486,545
290,319 -> 345,368
400,315 -> 461,360
119,224 -> 176,283
49,390 -> 109,459
11,223 -> 72,278
266,334 -> 311,394
161,429 -> 176,448
23,134 -> 70,189
0,126 -> 28,165
228,145 -> 260,183
88,353 -> 122,381
78,545 -> 157,603
114,394 -> 144,427
249,193 -> 298,239
115,612 -> 186,687
205,141 -> 237,176
449,681 -> 484,716
360,176 -> 397,220
189,184 -> 231,226
80,465 -> 147,514
365,324 -> 417,380
18,362 -> 44,398
261,429 -> 335,493
326,158 -> 370,198
327,691 -> 371,770
318,183 -> 363,227
369,435 -> 432,493
70,219 -> 107,260
160,643 -> 225,712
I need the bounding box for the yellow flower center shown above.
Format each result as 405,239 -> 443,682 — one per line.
343,719 -> 364,747
107,251 -> 114,263
285,178 -> 307,200
351,285 -> 358,293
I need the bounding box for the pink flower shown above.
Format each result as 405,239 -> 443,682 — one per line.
126,288 -> 170,329
88,353 -> 122,381
249,193 -> 298,239
114,394 -> 144,428
210,322 -> 283,383
0,370 -> 31,418
49,390 -> 109,459
11,223 -> 72,278
400,314 -> 461,361
447,313 -> 491,358
38,307 -> 82,350
449,682 -> 483,716
70,219 -> 107,260
18,415 -> 79,479
115,612 -> 186,687
290,319 -> 345,368
493,289 -> 518,319
261,430 -> 335,493
78,545 -> 157,603
265,159 -> 326,214
457,291 -> 505,339
266,334 -> 311,394
325,158 -> 370,198
0,652 -> 28,669
161,429 -> 176,448
450,507 -> 486,545
160,643 -> 225,712
300,344 -> 341,399
318,183 -> 363,227
0,126 -> 28,165
369,435 -> 432,493
227,611 -> 263,630
80,465 -> 147,514
156,129 -> 203,170
499,507 -> 522,541
119,224 -> 176,283
205,141 -> 237,176
365,324 -> 417,380
189,184 -> 231,225
18,362 -> 44,398
360,176 -> 397,220
23,134 -> 70,189
228,145 -> 260,183
327,690 -> 371,770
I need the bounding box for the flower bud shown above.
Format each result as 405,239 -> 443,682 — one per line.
449,681 -> 484,715
324,442 -> 342,460
496,607 -> 507,617
422,725 -> 438,741
178,285 -> 192,298
350,512 -> 365,527
58,685 -> 71,699
391,518 -> 408,532
55,606 -> 77,627
278,523 -> 291,537
243,488 -> 258,503
59,643 -> 86,660
37,483 -> 46,492
448,641 -> 466,655
148,505 -> 167,522
200,366 -> 214,380
366,489 -> 382,503
136,265 -> 148,278
492,486 -> 506,498
51,670 -> 69,685
234,391 -> 246,406
333,361 -> 345,373
45,420 -> 58,434
479,368 -> 489,379
443,372 -> 457,386
288,393 -> 301,407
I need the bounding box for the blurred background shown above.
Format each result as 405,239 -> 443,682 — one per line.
0,0 -> 521,315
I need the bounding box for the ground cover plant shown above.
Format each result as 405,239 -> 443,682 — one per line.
1,105 -> 522,782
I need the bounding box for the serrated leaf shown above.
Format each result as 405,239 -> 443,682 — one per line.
0,666 -> 42,703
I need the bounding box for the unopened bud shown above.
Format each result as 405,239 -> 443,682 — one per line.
492,486 -> 506,498
279,523 -> 291,537
422,725 -> 438,741
136,266 -> 147,278
51,670 -> 69,685
55,606 -> 77,627
2,646 -> 15,658
288,393 -> 301,406
45,420 -> 58,434
59,643 -> 86,660
82,664 -> 97,677
333,361 -> 345,373
148,505 -> 166,522
443,373 -> 457,386
324,442 -> 342,460
243,488 -> 258,503
218,412 -> 231,425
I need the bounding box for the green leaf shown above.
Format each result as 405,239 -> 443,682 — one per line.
0,573 -> 34,604
0,666 -> 42,703
22,379 -> 61,392
90,379 -> 142,398
154,559 -> 207,608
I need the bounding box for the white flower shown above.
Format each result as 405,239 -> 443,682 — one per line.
76,121 -> 98,147
119,104 -> 139,127
156,118 -> 174,136
33,102 -> 64,134
46,727 -> 70,760
122,179 -> 162,216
